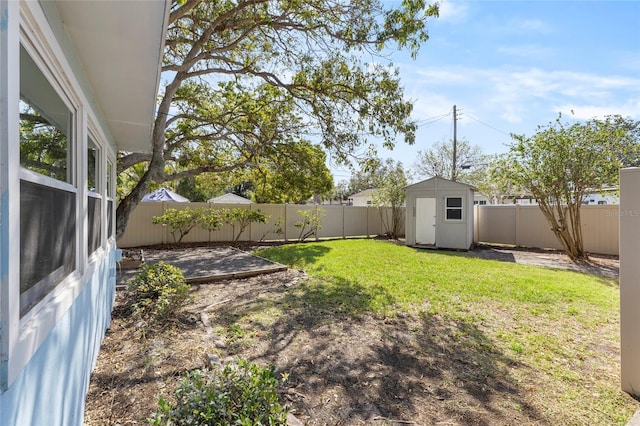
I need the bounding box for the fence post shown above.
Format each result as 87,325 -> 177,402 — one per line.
515,204 -> 520,247
248,203 -> 253,242
620,167 -> 640,398
473,204 -> 479,244
342,205 -> 346,239
315,205 -> 319,241
366,206 -> 370,238
284,204 -> 288,242
162,201 -> 168,245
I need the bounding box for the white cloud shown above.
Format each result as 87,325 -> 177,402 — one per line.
496,44 -> 554,60
552,100 -> 640,120
406,64 -> 640,124
518,19 -> 552,35
411,92 -> 455,121
437,0 -> 469,23
414,68 -> 474,85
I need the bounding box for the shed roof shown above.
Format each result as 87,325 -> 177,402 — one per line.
405,176 -> 477,191
209,193 -> 253,204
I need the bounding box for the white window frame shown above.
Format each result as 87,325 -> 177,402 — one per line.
87,130 -> 104,258
106,157 -> 116,241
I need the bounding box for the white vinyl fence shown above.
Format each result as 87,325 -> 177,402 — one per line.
117,202 -> 400,248
118,202 -> 620,255
474,204 -> 620,255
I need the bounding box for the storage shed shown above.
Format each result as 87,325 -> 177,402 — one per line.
405,177 -> 476,250
209,193 -> 253,204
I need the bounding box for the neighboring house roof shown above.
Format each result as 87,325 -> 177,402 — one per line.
55,1 -> 169,153
142,187 -> 190,202
348,188 -> 380,198
209,193 -> 253,204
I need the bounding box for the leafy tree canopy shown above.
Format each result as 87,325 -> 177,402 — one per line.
491,114 -> 640,259
115,0 -> 439,238
346,155 -> 402,196
372,159 -> 408,238
414,137 -> 488,185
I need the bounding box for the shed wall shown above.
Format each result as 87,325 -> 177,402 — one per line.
405,178 -> 475,249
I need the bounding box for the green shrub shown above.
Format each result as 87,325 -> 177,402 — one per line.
150,360 -> 289,426
294,208 -> 324,241
220,208 -> 269,241
126,262 -> 190,321
152,208 -> 202,243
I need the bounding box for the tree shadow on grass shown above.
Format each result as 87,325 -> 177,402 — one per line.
210,274 -> 548,425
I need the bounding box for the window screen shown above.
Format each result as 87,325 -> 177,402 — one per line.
108,199 -> 114,239
88,196 -> 102,254
20,180 -> 76,316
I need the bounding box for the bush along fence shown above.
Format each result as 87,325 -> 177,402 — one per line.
117,202 -> 398,248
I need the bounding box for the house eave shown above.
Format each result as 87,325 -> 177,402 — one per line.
55,0 -> 170,153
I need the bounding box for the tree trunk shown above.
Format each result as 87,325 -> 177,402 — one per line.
536,201 -> 587,261
115,170 -> 155,240
115,73 -> 184,241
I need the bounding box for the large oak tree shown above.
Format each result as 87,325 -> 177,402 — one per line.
115,0 -> 439,238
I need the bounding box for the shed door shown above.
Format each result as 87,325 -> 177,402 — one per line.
416,197 -> 436,245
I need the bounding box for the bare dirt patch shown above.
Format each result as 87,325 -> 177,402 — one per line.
86,271 -> 539,425
84,243 -> 627,425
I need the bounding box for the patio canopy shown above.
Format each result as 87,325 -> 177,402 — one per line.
142,187 -> 189,202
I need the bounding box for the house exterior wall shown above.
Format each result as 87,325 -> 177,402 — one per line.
350,195 -> 375,207
0,247 -> 117,425
0,1 -> 121,423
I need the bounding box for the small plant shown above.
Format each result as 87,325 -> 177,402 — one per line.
150,360 -> 289,425
125,262 -> 190,321
152,208 -> 202,243
294,208 -> 324,242
220,208 -> 269,241
260,216 -> 285,242
199,208 -> 224,243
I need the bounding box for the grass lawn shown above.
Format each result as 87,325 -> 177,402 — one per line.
255,239 -> 635,424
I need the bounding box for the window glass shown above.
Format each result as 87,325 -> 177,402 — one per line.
108,199 -> 114,239
88,196 -> 102,254
106,161 -> 113,197
106,161 -> 114,239
19,45 -> 76,316
446,197 -> 462,208
19,46 -> 72,183
88,138 -> 98,192
445,197 -> 463,221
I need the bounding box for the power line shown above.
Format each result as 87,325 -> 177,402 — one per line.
415,112 -> 451,128
462,113 -> 512,137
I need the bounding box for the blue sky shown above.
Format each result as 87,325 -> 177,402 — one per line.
331,0 -> 640,182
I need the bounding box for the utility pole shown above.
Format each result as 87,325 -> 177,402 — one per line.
452,104 -> 457,181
